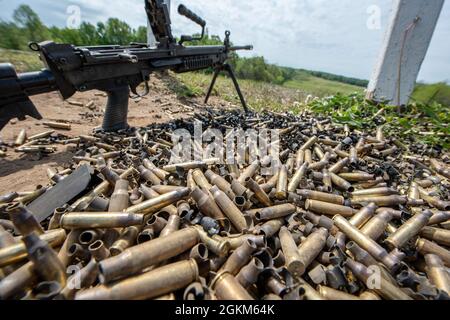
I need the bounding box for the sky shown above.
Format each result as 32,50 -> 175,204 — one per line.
1,0 -> 449,83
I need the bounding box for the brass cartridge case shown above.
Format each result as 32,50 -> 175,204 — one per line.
140,184 -> 178,216
88,240 -> 111,261
297,278 -> 324,300
192,169 -> 213,192
220,239 -> 257,275
351,187 -> 398,197
99,227 -> 199,283
0,229 -> 66,268
424,254 -> 450,295
419,188 -> 450,211
48,207 -> 67,230
279,226 -> 303,277
14,129 -> 27,146
360,210 -> 393,240
330,172 -> 354,192
339,172 -> 375,182
385,210 -> 433,249
420,226 -> 450,247
322,169 -> 332,192
305,199 -> 356,217
416,238 -> 450,267
317,285 -> 360,300
255,203 -> 296,221
143,159 -> 169,180
109,226 -> 140,256
57,229 -> 82,268
300,136 -> 318,151
295,149 -> 305,169
61,258 -> 99,299
275,165 -> 288,199
43,121 -> 71,130
6,203 -> 44,236
349,147 -> 358,166
211,272 -> 254,300
23,232 -> 67,287
296,228 -> 328,276
429,159 -> 450,179
308,160 -> 329,172
60,212 -> 144,229
257,219 -> 284,238
237,160 -> 260,184
205,169 -> 236,199
0,192 -> 19,204
333,215 -> 399,271
359,291 -> 381,300
138,165 -> 161,186
28,130 -> 54,140
345,259 -> 411,300
77,259 -> 199,300
0,262 -> 36,300
351,195 -> 407,207
236,258 -> 264,289
191,187 -> 225,220
297,189 -> 344,205
195,226 -> 230,257
125,187 -> 190,215
230,178 -> 248,197
210,186 -> 247,232
349,203 -> 377,228
287,163 -> 309,193
108,179 -> 130,212
428,211 -> 450,226
163,160 -> 213,172
328,157 -> 349,174
159,215 -> 180,237
245,177 -> 272,207
216,234 -> 266,250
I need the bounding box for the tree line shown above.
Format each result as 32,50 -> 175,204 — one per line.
0,5 -> 367,87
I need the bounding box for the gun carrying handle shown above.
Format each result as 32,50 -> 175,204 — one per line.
102,85 -> 130,132
178,5 -> 206,27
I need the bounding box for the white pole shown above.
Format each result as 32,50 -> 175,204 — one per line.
147,0 -> 171,47
366,0 -> 444,106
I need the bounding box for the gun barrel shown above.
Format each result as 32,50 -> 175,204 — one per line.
230,45 -> 254,51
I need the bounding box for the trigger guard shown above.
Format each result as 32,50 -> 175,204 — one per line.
129,81 -> 150,99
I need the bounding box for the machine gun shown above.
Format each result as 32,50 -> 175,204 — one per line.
0,0 -> 253,131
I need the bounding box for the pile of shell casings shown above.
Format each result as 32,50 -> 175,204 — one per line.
0,108 -> 449,300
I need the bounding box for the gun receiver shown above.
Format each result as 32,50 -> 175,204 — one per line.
0,0 -> 253,131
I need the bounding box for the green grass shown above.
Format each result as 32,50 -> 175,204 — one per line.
284,70 -> 364,97
411,82 -> 450,106
0,48 -> 44,73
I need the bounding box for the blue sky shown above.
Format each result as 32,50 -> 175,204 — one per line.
1,0 -> 449,83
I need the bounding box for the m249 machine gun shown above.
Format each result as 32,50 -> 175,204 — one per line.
0,0 -> 253,131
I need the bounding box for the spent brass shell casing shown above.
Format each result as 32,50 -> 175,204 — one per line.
297,189 -> 344,205
77,259 -> 199,300
43,121 -> 71,130
99,227 -> 199,283
305,199 -> 356,217
125,187 -> 190,215
420,226 -> 450,247
360,210 -> 393,240
256,203 -> 297,221
333,215 -> 399,272
275,165 -> 288,200
424,254 -> 450,295
60,212 -> 144,229
349,203 -> 377,228
385,210 -> 433,249
210,186 -> 247,232
211,272 -> 254,300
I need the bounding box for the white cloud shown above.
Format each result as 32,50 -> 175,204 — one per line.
1,0 -> 449,82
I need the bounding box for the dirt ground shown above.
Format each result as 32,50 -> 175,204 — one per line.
0,75 -> 231,194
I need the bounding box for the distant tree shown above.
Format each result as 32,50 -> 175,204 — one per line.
133,26 -> 148,43
0,21 -> 26,50
13,5 -> 50,43
79,22 -> 101,45
103,18 -> 134,45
